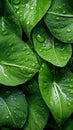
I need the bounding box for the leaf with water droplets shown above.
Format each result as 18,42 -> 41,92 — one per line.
39,62 -> 73,125
22,79 -> 49,130
0,34 -> 39,86
32,22 -> 72,67
44,0 -> 73,43
0,87 -> 28,128
10,0 -> 52,36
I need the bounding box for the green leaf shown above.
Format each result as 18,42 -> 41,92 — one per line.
39,62 -> 73,125
0,87 -> 28,129
22,79 -> 49,130
10,0 -> 52,36
0,0 -> 22,37
0,0 -> 39,86
44,0 -> 73,43
32,22 -> 72,67
0,34 -> 39,86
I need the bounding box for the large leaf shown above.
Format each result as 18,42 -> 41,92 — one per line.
44,0 -> 73,43
39,62 -> 73,125
22,78 -> 49,130
10,0 -> 52,36
0,87 -> 28,128
0,34 -> 39,86
32,22 -> 72,67
0,0 -> 39,86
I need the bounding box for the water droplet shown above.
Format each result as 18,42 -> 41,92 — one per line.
13,0 -> 20,5
2,30 -> 8,35
67,28 -> 71,33
62,10 -> 66,14
67,39 -> 71,42
56,17 -> 60,20
6,115 -> 9,119
58,6 -> 61,9
31,7 -> 34,10
6,90 -> 11,95
43,42 -> 52,49
71,79 -> 73,82
32,63 -> 36,67
63,57 -> 67,60
20,14 -> 22,17
14,110 -> 16,113
69,85 -> 73,88
15,6 -> 19,10
27,21 -> 29,25
26,51 -> 30,55
14,97 -> 16,101
17,11 -> 19,14
23,47 -> 26,51
70,90 -> 73,94
67,102 -> 70,106
37,34 -> 45,43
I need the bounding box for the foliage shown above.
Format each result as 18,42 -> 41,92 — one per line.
0,0 -> 73,130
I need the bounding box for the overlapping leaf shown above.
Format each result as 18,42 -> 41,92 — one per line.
44,0 -> 73,43
39,62 -> 73,125
32,22 -> 72,67
0,87 -> 28,128
23,79 -> 49,130
0,0 -> 39,86
10,0 -> 52,36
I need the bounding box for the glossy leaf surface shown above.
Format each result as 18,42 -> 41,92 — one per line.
44,0 -> 73,43
23,79 -> 49,130
10,0 -> 52,36
0,0 -> 39,86
0,34 -> 39,86
39,62 -> 73,125
0,87 -> 28,128
32,22 -> 72,67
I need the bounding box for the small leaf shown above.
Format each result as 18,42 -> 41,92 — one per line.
39,62 -> 73,125
10,0 -> 52,36
44,0 -> 73,43
0,87 -> 28,129
23,79 -> 49,130
32,22 -> 72,67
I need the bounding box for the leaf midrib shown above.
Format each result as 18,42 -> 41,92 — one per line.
2,98 -> 17,126
0,61 -> 37,71
48,11 -> 73,18
53,82 -> 62,121
52,37 -> 61,66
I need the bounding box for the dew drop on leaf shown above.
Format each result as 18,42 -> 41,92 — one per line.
37,34 -> 45,43
6,115 -> 9,119
13,0 -> 20,5
56,17 -> 59,20
69,85 -> 73,88
62,10 -> 66,14
70,90 -> 73,94
67,29 -> 71,33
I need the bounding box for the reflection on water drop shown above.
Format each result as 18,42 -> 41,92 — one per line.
69,85 -> 73,88
6,115 -> 9,119
70,90 -> 73,94
56,17 -> 60,20
31,7 -> 34,10
67,29 -> 71,33
37,34 -> 45,43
